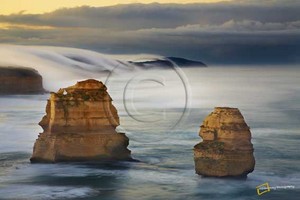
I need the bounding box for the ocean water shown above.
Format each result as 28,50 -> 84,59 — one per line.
0,66 -> 299,200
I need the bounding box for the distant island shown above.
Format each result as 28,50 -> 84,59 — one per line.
130,56 -> 207,68
0,67 -> 45,95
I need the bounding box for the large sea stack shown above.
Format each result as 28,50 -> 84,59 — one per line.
31,79 -> 131,163
194,107 -> 255,177
0,66 -> 45,95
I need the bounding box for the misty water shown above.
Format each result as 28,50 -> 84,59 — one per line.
0,66 -> 299,200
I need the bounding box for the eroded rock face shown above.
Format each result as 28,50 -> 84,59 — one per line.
0,67 -> 45,95
194,107 -> 255,177
31,79 -> 131,162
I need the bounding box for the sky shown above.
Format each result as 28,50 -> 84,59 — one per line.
0,0 -> 300,65
0,0 -> 229,15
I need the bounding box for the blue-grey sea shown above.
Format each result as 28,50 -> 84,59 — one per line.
0,66 -> 299,200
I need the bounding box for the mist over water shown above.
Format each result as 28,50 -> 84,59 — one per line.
0,46 -> 299,199
0,45 -> 136,91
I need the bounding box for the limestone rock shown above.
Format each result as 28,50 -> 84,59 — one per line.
31,79 -> 131,163
194,107 -> 255,177
0,66 -> 45,95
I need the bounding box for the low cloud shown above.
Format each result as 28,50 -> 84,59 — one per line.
0,2 -> 300,64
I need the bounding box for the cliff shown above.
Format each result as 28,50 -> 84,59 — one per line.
0,66 -> 45,95
30,79 -> 131,163
194,107 -> 255,177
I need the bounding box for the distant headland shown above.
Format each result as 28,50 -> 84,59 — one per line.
0,66 -> 45,95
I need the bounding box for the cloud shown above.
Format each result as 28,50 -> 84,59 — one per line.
233,0 -> 300,5
137,20 -> 300,35
0,2 -> 300,65
1,2 -> 300,29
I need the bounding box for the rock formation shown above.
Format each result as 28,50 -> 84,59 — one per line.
31,79 -> 131,163
0,66 -> 45,95
194,107 -> 255,177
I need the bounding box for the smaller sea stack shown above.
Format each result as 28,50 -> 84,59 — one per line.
31,79 -> 131,163
194,107 -> 255,177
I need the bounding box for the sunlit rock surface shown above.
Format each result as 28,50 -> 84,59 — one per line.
31,79 -> 131,162
0,67 -> 44,95
194,107 -> 255,177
